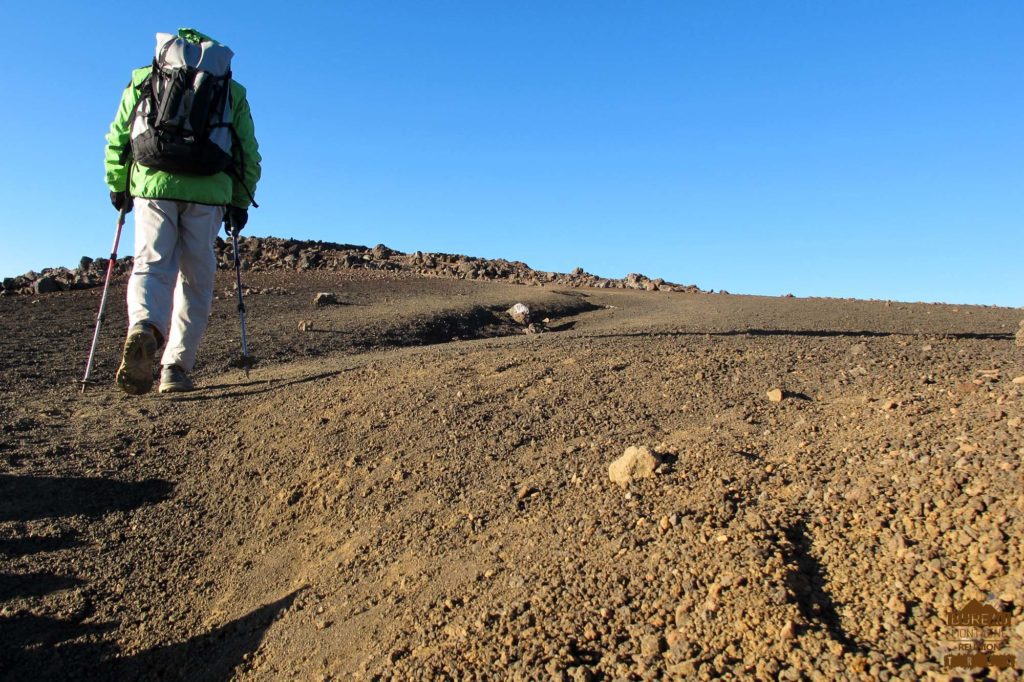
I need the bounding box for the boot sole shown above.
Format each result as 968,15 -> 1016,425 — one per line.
116,330 -> 157,395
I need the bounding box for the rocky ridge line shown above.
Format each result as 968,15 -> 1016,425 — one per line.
1,237 -> 701,296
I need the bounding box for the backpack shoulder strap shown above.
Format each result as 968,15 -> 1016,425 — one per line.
118,69 -> 154,165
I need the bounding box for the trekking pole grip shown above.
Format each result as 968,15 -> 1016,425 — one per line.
110,207 -> 126,256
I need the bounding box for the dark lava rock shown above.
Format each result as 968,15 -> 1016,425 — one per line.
34,276 -> 62,294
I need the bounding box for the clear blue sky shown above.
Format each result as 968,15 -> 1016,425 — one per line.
1,1 -> 1021,305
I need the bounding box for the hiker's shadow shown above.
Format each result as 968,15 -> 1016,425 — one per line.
190,378 -> 275,392
0,475 -> 167,678
0,475 -> 173,523
1,592 -> 300,681
166,369 -> 350,402
105,591 -> 300,681
0,474 -> 299,680
781,519 -> 864,655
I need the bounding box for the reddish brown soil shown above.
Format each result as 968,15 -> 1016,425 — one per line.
0,271 -> 1021,681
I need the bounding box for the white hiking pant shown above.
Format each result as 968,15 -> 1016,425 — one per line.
127,198 -> 225,372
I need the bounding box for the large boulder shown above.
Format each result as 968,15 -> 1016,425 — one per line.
33,276 -> 61,294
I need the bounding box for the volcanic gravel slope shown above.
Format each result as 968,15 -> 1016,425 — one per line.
0,271 -> 1021,681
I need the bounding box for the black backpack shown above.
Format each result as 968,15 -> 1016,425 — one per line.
126,32 -> 235,176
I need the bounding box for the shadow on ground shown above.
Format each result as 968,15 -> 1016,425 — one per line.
165,369 -> 352,402
0,475 -> 173,522
0,591 -> 300,681
591,329 -> 1014,341
0,475 -> 293,681
781,520 -> 863,654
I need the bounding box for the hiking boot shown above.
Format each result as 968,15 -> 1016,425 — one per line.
115,323 -> 159,395
159,365 -> 195,393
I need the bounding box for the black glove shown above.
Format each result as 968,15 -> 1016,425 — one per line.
110,191 -> 133,213
225,206 -> 248,235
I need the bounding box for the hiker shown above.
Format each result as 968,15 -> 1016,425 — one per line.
104,28 -> 260,395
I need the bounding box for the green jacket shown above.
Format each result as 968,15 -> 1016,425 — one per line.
104,63 -> 261,208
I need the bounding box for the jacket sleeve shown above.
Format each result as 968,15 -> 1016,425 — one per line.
230,85 -> 262,208
104,78 -> 140,193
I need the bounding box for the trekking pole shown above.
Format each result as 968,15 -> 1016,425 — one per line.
228,217 -> 256,377
80,207 -> 127,393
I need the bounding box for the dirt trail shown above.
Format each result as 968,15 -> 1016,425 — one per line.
1,272 -> 1021,680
